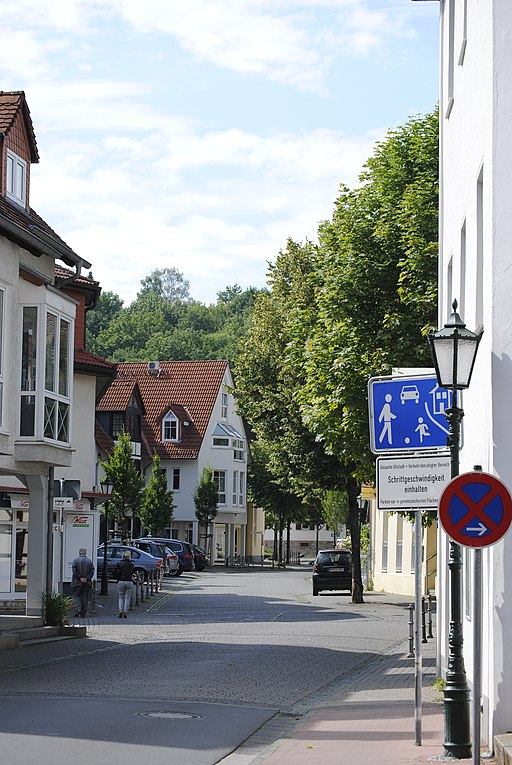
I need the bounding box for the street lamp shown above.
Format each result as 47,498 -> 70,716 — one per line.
100,478 -> 114,596
428,299 -> 483,760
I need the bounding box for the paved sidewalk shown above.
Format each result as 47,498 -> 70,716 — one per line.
220,604 -> 494,765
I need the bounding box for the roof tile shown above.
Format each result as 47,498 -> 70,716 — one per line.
99,360 -> 229,460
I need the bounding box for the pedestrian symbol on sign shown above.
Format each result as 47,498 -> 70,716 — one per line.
378,394 -> 396,445
369,375 -> 453,453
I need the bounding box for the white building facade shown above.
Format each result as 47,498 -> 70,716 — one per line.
437,0 -> 512,745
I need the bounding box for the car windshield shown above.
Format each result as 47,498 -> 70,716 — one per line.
317,551 -> 351,566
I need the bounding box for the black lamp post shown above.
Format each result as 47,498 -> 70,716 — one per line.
100,478 -> 114,596
428,300 -> 483,760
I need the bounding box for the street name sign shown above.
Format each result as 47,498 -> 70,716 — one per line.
439,471 -> 512,547
369,375 -> 453,454
53,497 -> 73,509
377,455 -> 451,510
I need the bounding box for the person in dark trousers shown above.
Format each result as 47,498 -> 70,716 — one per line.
71,548 -> 94,617
114,551 -> 134,618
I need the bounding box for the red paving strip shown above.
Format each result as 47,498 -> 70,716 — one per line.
261,703 -> 448,764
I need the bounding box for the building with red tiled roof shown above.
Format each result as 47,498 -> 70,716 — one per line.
0,91 -> 113,614
97,360 -> 253,561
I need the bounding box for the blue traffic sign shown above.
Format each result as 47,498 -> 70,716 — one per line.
369,375 -> 453,454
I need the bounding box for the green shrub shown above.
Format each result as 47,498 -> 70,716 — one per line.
42,591 -> 73,626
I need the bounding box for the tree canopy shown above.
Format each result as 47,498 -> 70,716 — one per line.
86,269 -> 263,363
234,107 -> 439,602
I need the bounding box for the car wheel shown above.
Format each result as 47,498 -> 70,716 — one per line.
132,567 -> 146,583
168,568 -> 180,577
195,564 -> 205,572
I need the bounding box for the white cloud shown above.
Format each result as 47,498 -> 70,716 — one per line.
31,120 -> 378,304
2,0 -> 419,94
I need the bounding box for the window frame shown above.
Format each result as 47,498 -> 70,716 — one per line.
0,287 -> 4,428
6,149 -> 27,207
19,305 -> 73,444
162,411 -> 179,442
213,469 -> 226,505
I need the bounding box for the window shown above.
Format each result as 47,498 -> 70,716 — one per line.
162,411 -> 179,442
213,436 -> 229,447
213,470 -> 226,504
44,312 -> 71,442
396,515 -> 403,573
172,468 -> 180,491
20,306 -> 72,443
239,472 -> 244,506
233,471 -> 238,505
233,438 -> 244,461
20,307 -> 38,437
111,413 -> 124,437
221,392 -> 228,419
6,149 -> 26,207
0,288 -> 3,427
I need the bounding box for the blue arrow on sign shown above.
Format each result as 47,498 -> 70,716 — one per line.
369,375 -> 453,454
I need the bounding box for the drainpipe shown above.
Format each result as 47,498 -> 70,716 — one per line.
46,467 -> 55,594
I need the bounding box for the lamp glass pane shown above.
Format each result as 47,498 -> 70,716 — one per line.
432,338 -> 455,387
456,338 -> 479,387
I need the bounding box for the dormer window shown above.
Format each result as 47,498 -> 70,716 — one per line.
6,149 -> 26,207
162,410 -> 179,442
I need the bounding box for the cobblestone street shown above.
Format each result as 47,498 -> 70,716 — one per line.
0,566 -> 438,764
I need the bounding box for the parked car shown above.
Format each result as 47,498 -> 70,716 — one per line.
138,537 -> 195,574
96,544 -> 161,582
312,549 -> 352,596
164,548 -> 180,576
131,539 -> 169,574
191,544 -> 209,571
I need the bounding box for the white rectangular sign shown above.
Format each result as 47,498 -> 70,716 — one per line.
377,455 -> 451,510
53,497 -> 73,509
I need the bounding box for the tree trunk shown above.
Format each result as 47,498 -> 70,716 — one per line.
347,475 -> 364,604
286,520 -> 291,564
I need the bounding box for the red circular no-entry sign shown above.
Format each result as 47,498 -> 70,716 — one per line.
439,471 -> 512,548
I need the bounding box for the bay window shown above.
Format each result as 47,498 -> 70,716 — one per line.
0,289 -> 3,427
20,305 -> 72,443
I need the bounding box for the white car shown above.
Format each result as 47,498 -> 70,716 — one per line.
400,385 -> 420,404
165,548 -> 181,576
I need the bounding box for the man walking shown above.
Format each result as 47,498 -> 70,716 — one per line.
114,550 -> 134,618
71,548 -> 94,617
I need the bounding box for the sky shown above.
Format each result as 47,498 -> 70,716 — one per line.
2,0 -> 439,307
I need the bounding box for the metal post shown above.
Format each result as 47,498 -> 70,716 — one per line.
422,597 -> 428,643
472,548 -> 482,765
443,389 -> 471,759
100,500 -> 109,596
408,604 -> 415,658
427,593 -> 433,639
414,512 -> 423,746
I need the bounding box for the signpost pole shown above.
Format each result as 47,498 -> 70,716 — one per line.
472,547 -> 482,765
414,510 -> 423,745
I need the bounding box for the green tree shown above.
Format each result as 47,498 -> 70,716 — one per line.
138,267 -> 192,304
322,489 -> 349,546
85,289 -> 123,354
100,430 -> 144,537
139,453 -> 175,536
193,467 -> 218,557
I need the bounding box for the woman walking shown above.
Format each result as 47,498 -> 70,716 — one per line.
114,550 -> 134,618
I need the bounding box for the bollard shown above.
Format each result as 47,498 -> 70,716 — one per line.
90,580 -> 96,613
427,592 -> 433,638
421,597 -> 428,643
408,603 -> 415,657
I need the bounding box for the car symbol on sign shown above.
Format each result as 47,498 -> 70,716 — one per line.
400,385 -> 420,404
